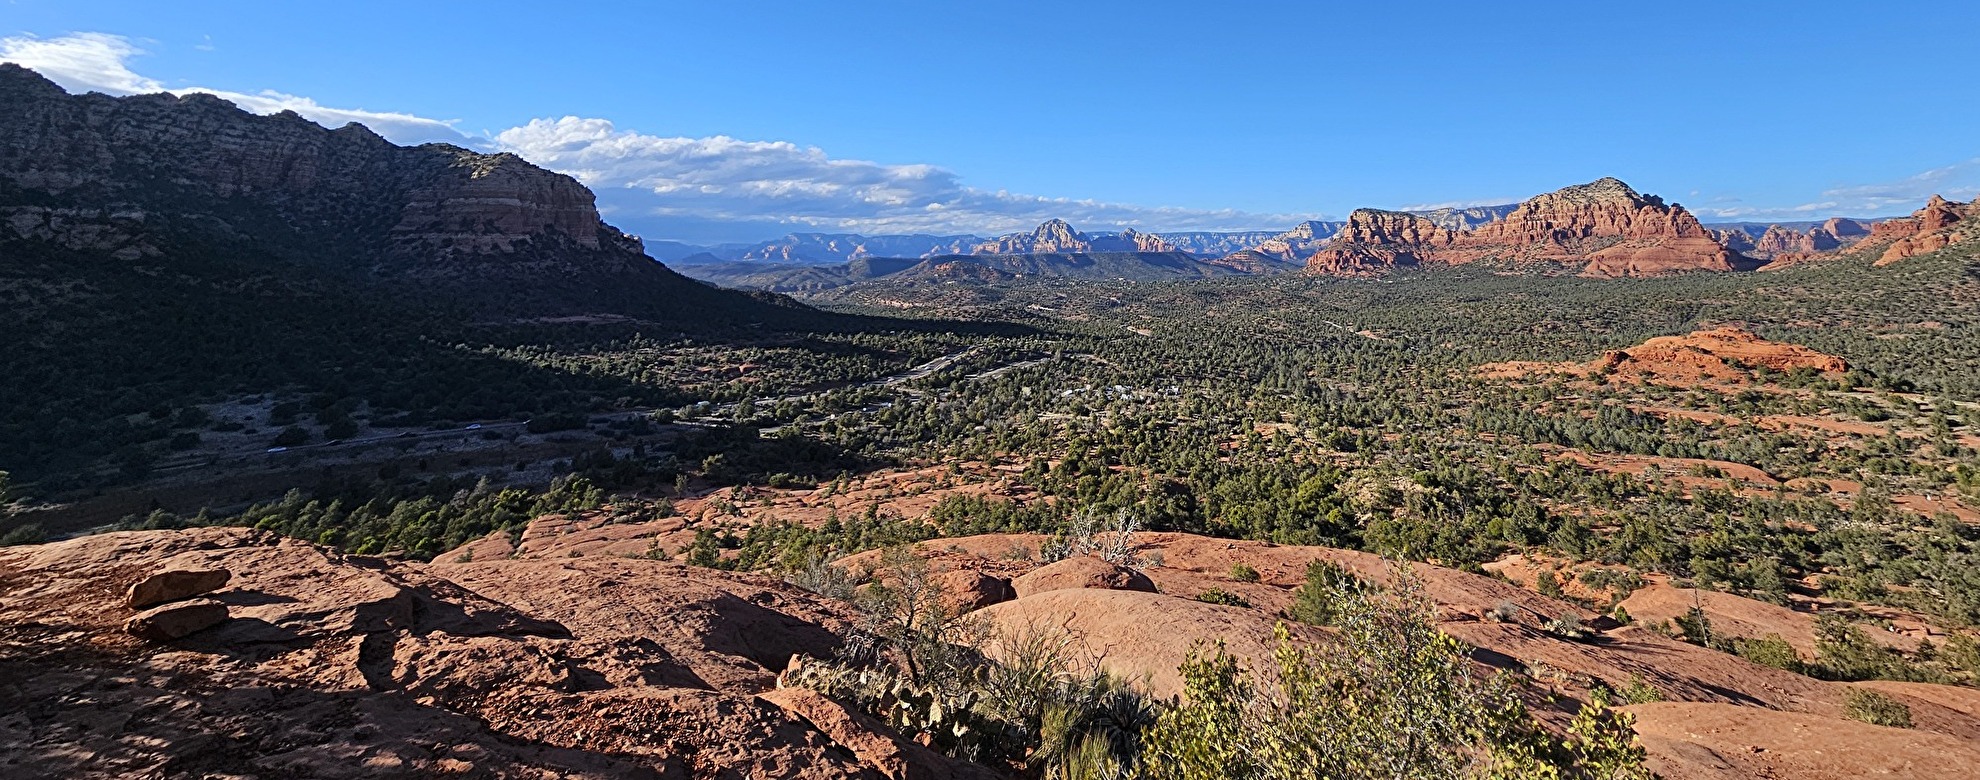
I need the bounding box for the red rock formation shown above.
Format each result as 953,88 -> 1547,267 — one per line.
1303,209 -> 1453,276
1305,178 -> 1748,278
0,527 -> 998,778
1823,217 -> 1871,241
1483,327 -> 1848,385
1205,249 -> 1299,274
1115,228 -> 1176,253
1454,178 -> 1744,276
1867,195 -> 1976,265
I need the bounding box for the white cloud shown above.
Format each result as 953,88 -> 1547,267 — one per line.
0,32 -> 470,146
1696,159 -> 1980,221
0,31 -> 159,93
493,116 -> 1324,241
1817,158 -> 1980,211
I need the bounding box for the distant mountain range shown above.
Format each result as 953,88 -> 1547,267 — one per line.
679,250 -> 1259,292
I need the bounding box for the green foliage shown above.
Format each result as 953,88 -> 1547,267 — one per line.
1196,588 -> 1251,608
111,473 -> 604,560
1733,634 -> 1805,674
787,548 -> 1156,776
1841,688 -> 1913,728
0,523 -> 45,547
1672,606 -> 1722,650
1615,675 -> 1663,705
1139,566 -> 1650,780
1812,614 -> 1935,682
1228,562 -> 1260,583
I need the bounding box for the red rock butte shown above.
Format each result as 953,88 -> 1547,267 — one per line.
1307,177 -> 1747,278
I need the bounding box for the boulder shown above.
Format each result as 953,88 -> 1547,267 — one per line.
930,569 -> 1015,614
126,568 -> 232,608
123,598 -> 230,641
1011,556 -> 1156,599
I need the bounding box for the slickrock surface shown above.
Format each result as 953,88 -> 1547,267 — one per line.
0,528 -> 991,778
1480,327 -> 1847,385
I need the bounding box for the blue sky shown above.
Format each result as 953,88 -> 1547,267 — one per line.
4,0 -> 1979,243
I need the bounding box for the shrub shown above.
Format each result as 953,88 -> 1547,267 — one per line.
0,523 -> 46,547
1617,675 -> 1663,704
270,426 -> 310,447
786,557 -> 1156,776
1139,566 -> 1651,780
1842,689 -> 1913,728
1733,634 -> 1805,674
1229,562 -> 1261,583
1285,559 -> 1365,627
786,553 -> 859,601
1197,588 -> 1251,608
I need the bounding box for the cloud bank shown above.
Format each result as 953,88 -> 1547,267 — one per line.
492,116 -> 1322,241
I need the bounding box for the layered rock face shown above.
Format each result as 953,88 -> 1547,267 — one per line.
1714,228 -> 1759,253
1456,177 -> 1744,276
1305,178 -> 1747,277
1303,209 -> 1454,276
0,63 -> 631,266
1868,195 -> 1976,265
1203,248 -> 1301,274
